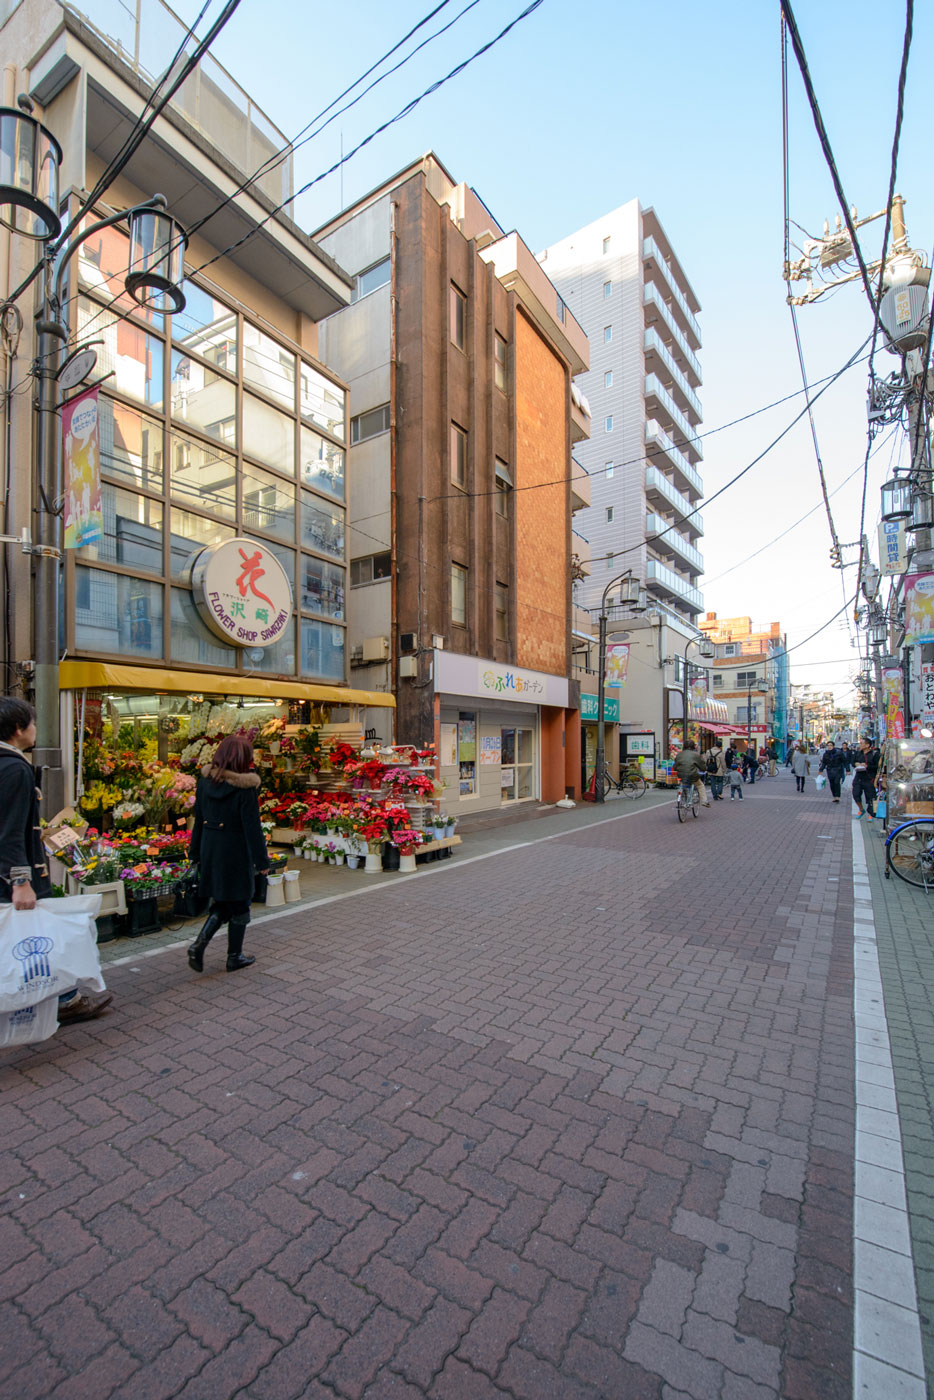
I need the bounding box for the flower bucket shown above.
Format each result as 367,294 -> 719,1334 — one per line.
346,855 -> 360,870
399,853 -> 417,874
283,870 -> 301,903
381,844 -> 400,872
334,853 -> 345,866
266,874 -> 285,907
364,852 -> 382,874
293,845 -> 303,857
124,894 -> 160,936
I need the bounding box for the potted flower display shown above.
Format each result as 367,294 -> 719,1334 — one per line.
391,828 -> 423,874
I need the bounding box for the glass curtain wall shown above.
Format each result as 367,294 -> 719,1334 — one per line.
68,218 -> 347,682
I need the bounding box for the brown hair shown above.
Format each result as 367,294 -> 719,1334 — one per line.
208,734 -> 255,782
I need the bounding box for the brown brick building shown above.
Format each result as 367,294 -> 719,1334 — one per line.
317,156 -> 590,811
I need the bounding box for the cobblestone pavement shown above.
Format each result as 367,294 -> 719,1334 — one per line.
860,814 -> 934,1386
0,779 -> 865,1398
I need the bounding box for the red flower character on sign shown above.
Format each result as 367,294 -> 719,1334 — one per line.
236,547 -> 275,610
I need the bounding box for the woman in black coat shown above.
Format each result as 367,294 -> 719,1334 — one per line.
187,734 -> 269,973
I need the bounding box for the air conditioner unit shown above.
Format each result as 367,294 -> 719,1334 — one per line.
431,634 -> 445,650
400,631 -> 418,653
399,656 -> 418,678
362,636 -> 389,662
350,645 -> 363,664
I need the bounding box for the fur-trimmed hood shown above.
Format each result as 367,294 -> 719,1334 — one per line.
200,766 -> 260,788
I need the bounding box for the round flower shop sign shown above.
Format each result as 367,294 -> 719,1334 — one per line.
191,538 -> 293,648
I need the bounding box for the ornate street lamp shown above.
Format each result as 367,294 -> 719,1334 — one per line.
880,476 -> 912,522
594,569 -> 644,803
682,634 -> 716,752
126,202 -> 188,312
909,493 -> 934,532
0,99 -> 62,240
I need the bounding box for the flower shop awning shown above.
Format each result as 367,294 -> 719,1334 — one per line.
59,661 -> 395,708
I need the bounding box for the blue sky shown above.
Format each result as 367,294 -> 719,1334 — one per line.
90,0 -> 934,702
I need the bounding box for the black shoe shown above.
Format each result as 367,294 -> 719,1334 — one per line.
226,919 -> 255,972
188,911 -> 222,972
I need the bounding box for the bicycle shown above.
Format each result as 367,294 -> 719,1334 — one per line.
601,766 -> 648,800
884,817 -> 934,889
676,780 -> 700,822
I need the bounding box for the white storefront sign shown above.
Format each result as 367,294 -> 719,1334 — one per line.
434,651 -> 569,708
878,519 -> 908,576
191,538 -> 293,648
921,663 -> 934,726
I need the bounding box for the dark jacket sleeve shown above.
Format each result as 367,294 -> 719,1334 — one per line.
0,760 -> 36,883
189,779 -> 203,864
239,787 -> 268,870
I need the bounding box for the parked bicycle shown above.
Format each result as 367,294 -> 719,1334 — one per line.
884,817 -> 934,889
601,765 -> 648,800
676,780 -> 700,822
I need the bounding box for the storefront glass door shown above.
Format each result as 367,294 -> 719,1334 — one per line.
501,727 -> 534,801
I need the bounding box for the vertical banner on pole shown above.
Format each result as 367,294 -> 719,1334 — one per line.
690,674 -> 707,707
878,519 -> 908,576
605,643 -> 629,688
903,572 -> 934,645
920,663 -> 934,728
63,387 -> 103,549
884,668 -> 906,740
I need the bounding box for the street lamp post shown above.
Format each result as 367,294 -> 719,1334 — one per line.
745,681 -> 768,755
594,569 -> 645,804
681,634 -> 715,752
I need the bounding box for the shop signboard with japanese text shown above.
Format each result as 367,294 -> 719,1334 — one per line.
62,387 -> 103,549
904,573 -> 934,646
580,694 -> 620,722
878,519 -> 907,576
921,663 -> 934,728
192,538 -> 292,647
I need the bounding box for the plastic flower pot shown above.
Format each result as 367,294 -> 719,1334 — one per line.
399,853 -> 417,873
381,843 -> 401,872
364,852 -> 382,873
346,855 -> 360,870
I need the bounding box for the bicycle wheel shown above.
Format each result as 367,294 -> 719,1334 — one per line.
886,820 -> 934,889
691,787 -> 700,818
623,774 -> 647,799
599,771 -> 613,799
676,790 -> 686,822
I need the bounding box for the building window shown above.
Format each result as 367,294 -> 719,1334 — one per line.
712,674 -> 723,687
603,281 -> 612,299
605,461 -> 614,478
351,256 -> 390,301
736,670 -> 759,688
737,705 -> 758,723
495,459 -> 512,518
350,552 -> 391,585
606,551 -> 614,568
451,563 -> 468,627
495,582 -> 508,642
451,423 -> 467,488
450,284 -> 466,350
606,506 -> 614,523
605,415 -> 613,432
604,370 -> 613,388
720,643 -> 737,656
350,403 -> 390,444
604,325 -> 612,343
494,333 -> 507,391
602,236 -> 611,254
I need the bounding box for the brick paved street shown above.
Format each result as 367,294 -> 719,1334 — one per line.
0,777 -> 920,1398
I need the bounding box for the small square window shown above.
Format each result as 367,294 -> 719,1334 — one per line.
605,415 -> 613,432
606,506 -> 614,523
604,370 -> 613,388
603,281 -> 612,299
451,423 -> 467,488
494,333 -> 507,391
605,461 -> 614,478
450,284 -> 466,350
602,236 -> 611,254
604,326 -> 612,343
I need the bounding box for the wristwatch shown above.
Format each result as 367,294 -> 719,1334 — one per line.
11,877 -> 30,886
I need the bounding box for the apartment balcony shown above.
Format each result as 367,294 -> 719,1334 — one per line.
646,513 -> 704,572
571,458 -> 591,512
645,375 -> 703,461
642,237 -> 702,348
570,383 -> 591,444
572,529 -> 592,578
645,420 -> 703,499
642,284 -> 702,383
645,467 -> 703,536
644,330 -> 702,421
646,558 -> 703,613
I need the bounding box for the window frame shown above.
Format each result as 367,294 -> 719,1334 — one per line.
450,283 -> 467,351
451,562 -> 468,628
451,422 -> 468,489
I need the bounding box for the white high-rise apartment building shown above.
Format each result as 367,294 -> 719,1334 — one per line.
540,200 -> 704,624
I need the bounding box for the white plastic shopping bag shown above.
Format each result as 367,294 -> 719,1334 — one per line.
815,774 -> 826,790
0,895 -> 105,1014
0,995 -> 60,1048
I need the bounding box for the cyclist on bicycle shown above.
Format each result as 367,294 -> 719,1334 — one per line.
674,741 -> 710,808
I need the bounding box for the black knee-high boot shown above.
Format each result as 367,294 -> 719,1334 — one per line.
188,911 -> 223,972
226,919 -> 255,972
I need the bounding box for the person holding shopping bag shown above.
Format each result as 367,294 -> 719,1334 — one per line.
187,734 -> 269,973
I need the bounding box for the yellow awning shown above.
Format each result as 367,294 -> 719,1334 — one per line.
59,661 -> 395,708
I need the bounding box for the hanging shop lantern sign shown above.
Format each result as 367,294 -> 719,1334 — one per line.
191,538 -> 292,647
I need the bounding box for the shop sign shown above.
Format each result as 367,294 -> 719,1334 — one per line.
191,538 -> 292,648
480,735 -> 501,764
605,644 -> 629,688
904,572 -> 934,645
63,386 -> 103,549
922,664 -> 934,726
580,694 -> 620,722
627,733 -> 654,755
434,651 -> 569,708
878,519 -> 907,576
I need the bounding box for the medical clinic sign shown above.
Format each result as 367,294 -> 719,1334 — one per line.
191,539 -> 292,647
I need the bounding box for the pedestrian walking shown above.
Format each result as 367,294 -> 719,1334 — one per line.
703,743 -> 726,800
743,748 -> 757,784
818,741 -> 846,803
852,737 -> 880,819
187,734 -> 270,974
724,745 -> 736,772
791,742 -> 810,793
674,741 -> 710,807
0,697 -> 112,1023
728,764 -> 744,800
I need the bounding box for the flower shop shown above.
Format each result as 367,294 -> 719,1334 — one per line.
50,663 -> 458,939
